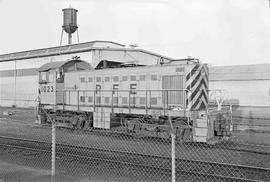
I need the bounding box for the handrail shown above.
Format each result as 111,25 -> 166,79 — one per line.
55,89 -> 193,117
56,89 -> 191,92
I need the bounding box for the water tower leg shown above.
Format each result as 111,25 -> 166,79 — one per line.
60,29 -> 64,46
76,29 -> 80,43
68,33 -> 72,44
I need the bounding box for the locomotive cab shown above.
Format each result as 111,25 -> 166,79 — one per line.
38,68 -> 59,105
37,59 -> 92,106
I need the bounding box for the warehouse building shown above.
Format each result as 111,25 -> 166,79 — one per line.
210,64 -> 270,130
210,64 -> 270,107
1,41 -> 270,123
0,40 -> 172,107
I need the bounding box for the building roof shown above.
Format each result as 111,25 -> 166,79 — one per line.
37,59 -> 92,72
0,40 -> 125,62
0,40 -> 174,62
210,64 -> 270,81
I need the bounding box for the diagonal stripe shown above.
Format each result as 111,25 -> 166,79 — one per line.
186,70 -> 191,82
190,72 -> 208,92
187,76 -> 208,109
190,77 -> 204,101
185,63 -> 209,110
188,83 -> 208,110
189,74 -> 202,93
195,95 -> 207,110
192,91 -> 207,110
191,64 -> 200,77
191,84 -> 207,106
190,78 -> 207,101
186,64 -> 203,88
186,64 -> 200,80
199,87 -> 208,101
191,92 -> 202,110
199,95 -> 207,109
191,71 -> 202,88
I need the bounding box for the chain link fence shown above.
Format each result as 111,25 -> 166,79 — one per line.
0,106 -> 270,182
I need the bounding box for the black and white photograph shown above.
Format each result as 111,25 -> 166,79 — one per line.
0,0 -> 270,181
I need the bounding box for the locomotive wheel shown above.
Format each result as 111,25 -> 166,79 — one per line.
128,119 -> 142,138
134,122 -> 141,131
177,127 -> 192,142
40,111 -> 47,124
84,115 -> 93,130
72,115 -> 87,130
72,115 -> 79,130
77,115 -> 84,129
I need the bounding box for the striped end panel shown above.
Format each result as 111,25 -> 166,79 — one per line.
186,64 -> 209,110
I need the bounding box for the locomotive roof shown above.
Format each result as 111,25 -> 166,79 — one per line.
37,59 -> 92,72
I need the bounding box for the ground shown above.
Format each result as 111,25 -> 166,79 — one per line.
0,161 -> 51,182
0,106 -> 269,181
0,107 -> 171,182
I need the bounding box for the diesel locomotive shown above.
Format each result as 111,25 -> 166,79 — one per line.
36,57 -> 232,143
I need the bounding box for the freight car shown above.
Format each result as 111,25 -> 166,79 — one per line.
36,57 -> 232,143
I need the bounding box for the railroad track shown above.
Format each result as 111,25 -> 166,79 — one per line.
53,124 -> 270,155
2,117 -> 270,156
0,136 -> 269,181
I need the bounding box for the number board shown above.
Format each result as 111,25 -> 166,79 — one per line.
41,85 -> 54,93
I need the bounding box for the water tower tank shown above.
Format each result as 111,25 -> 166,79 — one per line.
62,7 -> 78,34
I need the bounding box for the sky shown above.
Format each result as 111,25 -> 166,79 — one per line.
0,0 -> 270,66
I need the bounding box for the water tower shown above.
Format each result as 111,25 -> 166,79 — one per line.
60,7 -> 79,45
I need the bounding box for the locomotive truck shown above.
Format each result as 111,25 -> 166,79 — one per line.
37,57 -> 232,143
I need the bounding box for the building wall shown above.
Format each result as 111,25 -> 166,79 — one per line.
0,51 -> 92,107
209,64 -> 270,110
210,80 -> 270,107
0,48 -> 166,108
0,77 -> 15,107
209,64 -> 270,131
0,61 -> 15,106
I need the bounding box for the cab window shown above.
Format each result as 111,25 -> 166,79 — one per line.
39,72 -> 47,84
56,70 -> 64,83
41,72 -> 46,81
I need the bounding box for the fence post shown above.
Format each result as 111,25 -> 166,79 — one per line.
169,115 -> 176,182
51,118 -> 56,182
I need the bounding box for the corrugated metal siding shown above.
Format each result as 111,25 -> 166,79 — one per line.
210,80 -> 270,107
0,70 -> 15,77
209,64 -> 270,108
162,75 -> 185,106
0,68 -> 37,77
210,64 -> 270,81
16,68 -> 37,76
